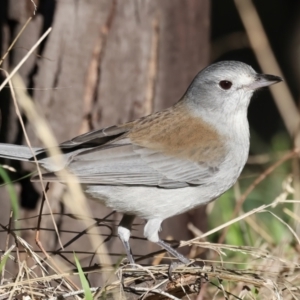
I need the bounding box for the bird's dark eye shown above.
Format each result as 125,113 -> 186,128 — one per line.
219,80 -> 232,90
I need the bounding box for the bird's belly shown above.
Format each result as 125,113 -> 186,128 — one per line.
83,177 -> 233,220
82,140 -> 248,220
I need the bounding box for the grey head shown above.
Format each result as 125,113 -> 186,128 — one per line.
185,60 -> 282,114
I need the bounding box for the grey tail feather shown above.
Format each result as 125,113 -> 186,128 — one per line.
0,143 -> 41,161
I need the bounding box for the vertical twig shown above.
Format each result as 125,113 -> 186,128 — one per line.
35,182 -> 50,249
234,0 -> 300,140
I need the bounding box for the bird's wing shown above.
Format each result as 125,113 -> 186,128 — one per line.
33,125 -> 131,161
37,137 -> 221,188
35,104 -> 227,188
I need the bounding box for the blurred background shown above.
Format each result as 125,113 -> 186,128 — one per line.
0,0 -> 299,284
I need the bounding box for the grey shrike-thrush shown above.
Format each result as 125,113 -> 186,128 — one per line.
0,61 -> 282,264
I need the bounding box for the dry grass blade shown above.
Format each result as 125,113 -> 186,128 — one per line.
181,204 -> 268,247
261,210 -> 300,246
218,148 -> 299,244
1,70 -> 68,270
234,0 -> 299,139
8,261 -> 25,300
283,207 -> 300,223
0,28 -> 52,92
9,46 -> 114,283
0,22 -> 115,295
0,17 -> 32,66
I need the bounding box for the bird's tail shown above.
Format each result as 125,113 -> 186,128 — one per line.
0,143 -> 40,161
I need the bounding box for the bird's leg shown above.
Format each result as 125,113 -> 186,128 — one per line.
144,219 -> 190,265
117,214 -> 136,265
157,239 -> 190,265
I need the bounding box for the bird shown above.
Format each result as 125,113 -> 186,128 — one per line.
0,61 -> 282,265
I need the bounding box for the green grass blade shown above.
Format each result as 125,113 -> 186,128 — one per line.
74,253 -> 93,300
0,166 -> 19,228
0,252 -> 10,273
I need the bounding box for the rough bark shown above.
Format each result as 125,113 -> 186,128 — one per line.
0,0 -> 210,284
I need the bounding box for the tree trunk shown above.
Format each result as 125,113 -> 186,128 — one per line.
0,0 -> 210,282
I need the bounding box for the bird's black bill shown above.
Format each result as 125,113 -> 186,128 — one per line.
248,73 -> 283,90
257,74 -> 283,84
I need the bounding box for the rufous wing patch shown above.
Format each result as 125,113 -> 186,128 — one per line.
126,102 -> 227,165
